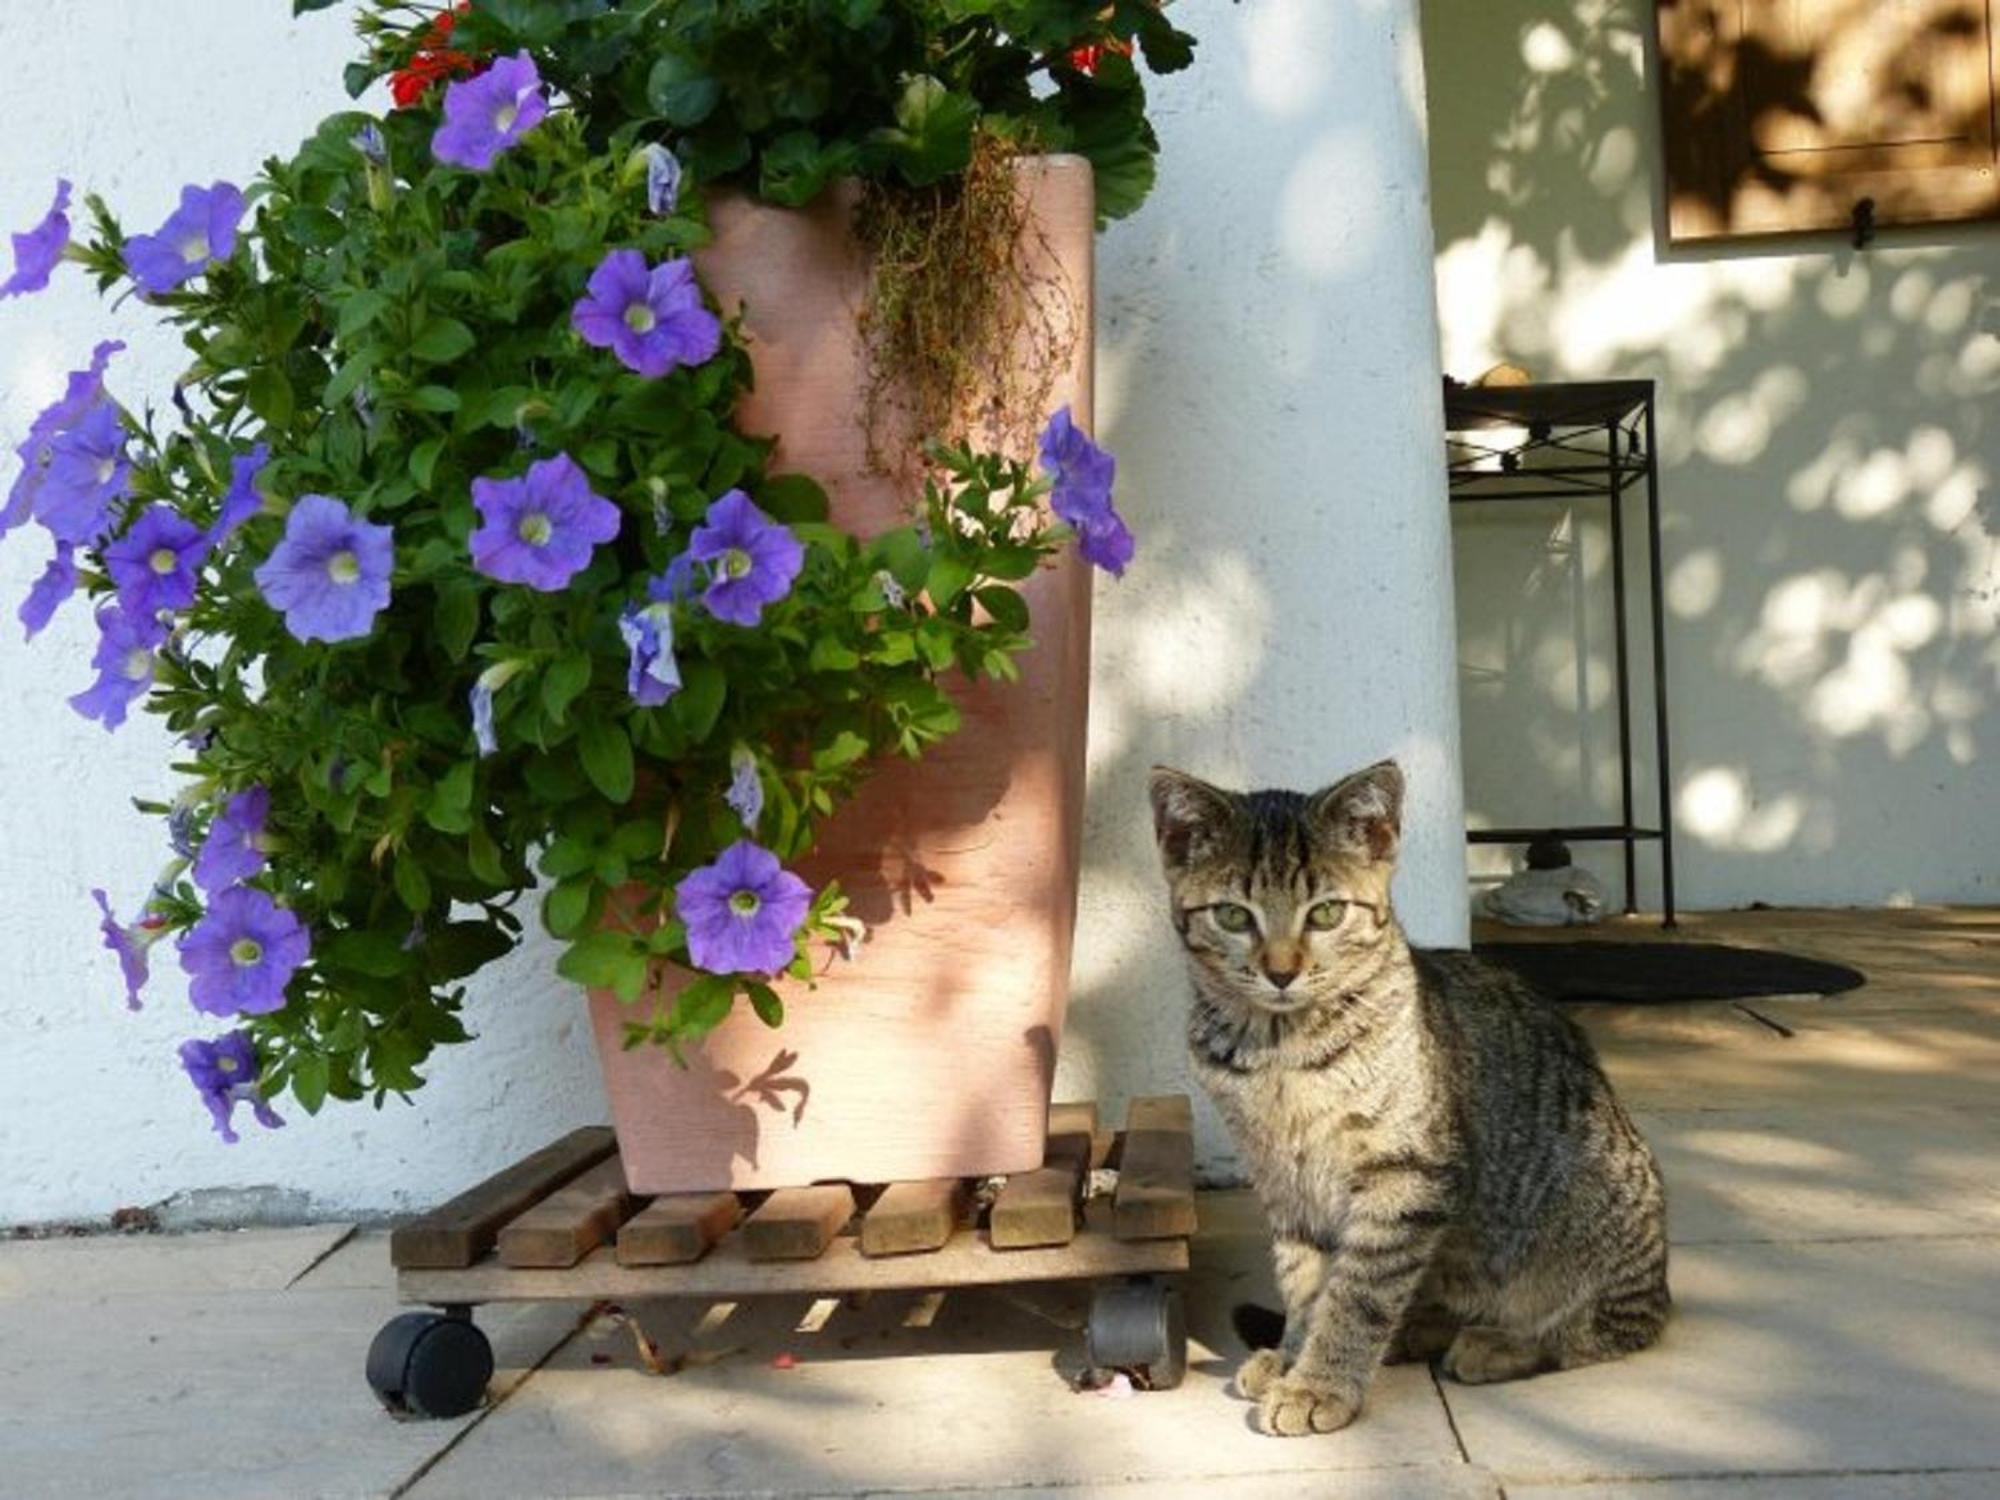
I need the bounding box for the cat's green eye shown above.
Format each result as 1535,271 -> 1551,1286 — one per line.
1307,900 -> 1350,931
1211,903 -> 1255,934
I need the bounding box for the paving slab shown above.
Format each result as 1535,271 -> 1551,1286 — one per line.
405,1230 -> 1466,1498
0,1223 -> 355,1297
290,1228 -> 395,1292
856,1472 -> 1501,1499
1583,1006 -> 2000,1111
1442,1237 -> 2000,1484
1507,1475 -> 2000,1499
1641,1107 -> 2000,1243
0,1285 -> 582,1500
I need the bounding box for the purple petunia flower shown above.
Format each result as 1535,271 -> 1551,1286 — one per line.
36,401 -> 131,546
351,122 -> 389,167
469,453 -> 620,592
644,144 -> 683,216
1,340 -> 122,538
93,888 -> 171,1011
178,886 -> 310,1018
675,839 -> 814,976
570,250 -> 721,378
69,604 -> 165,730
726,745 -> 763,831
124,182 -> 246,295
19,543 -> 78,638
1038,406 -> 1135,577
683,489 -> 805,627
432,51 -> 548,171
193,786 -> 270,893
209,443 -> 270,546
470,679 -> 497,756
1,179 -> 72,299
179,1032 -> 284,1144
253,494 -> 395,643
618,573 -> 681,707
105,504 -> 206,620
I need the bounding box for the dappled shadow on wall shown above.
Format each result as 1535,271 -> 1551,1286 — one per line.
1424,0 -> 1998,903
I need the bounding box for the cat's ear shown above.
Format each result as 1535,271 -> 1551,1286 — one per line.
1310,759 -> 1404,866
1148,767 -> 1236,873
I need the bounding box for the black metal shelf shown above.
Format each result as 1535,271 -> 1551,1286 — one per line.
1445,379 -> 1678,926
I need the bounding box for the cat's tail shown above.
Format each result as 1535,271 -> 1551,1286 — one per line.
1231,1302 -> 1285,1350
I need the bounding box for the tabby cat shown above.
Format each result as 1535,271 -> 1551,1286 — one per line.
1149,759 -> 1669,1437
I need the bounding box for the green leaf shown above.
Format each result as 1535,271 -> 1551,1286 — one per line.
423,922 -> 512,981
973,585 -> 1030,632
558,931 -> 650,1001
435,580 -> 480,662
408,385 -> 462,413
425,759 -> 476,834
323,351 -> 374,408
671,974 -> 736,1035
877,527 -> 931,591
409,437 -> 446,491
672,658 -> 726,741
544,877 -> 595,938
881,75 -> 979,186
758,130 -> 853,206
540,836 -> 596,880
647,53 -> 722,126
757,473 -> 830,524
394,854 -> 433,913
746,982 -> 784,1027
578,719 -> 636,803
291,1053 -> 330,1115
337,289 -> 391,339
246,366 -> 296,429
321,929 -> 411,978
808,635 -> 860,672
411,316 -> 476,363
926,554 -> 974,610
467,824 -> 508,886
542,653 -> 591,722
981,544 -> 1041,580
813,727 -> 870,770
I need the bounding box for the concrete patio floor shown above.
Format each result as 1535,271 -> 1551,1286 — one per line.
5,907 -> 1997,1499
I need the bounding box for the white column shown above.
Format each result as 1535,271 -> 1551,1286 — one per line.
1073,0 -> 1467,1170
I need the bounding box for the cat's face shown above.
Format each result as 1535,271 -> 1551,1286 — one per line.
1148,761 -> 1404,1015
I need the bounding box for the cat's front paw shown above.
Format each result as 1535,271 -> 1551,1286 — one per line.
1232,1347 -> 1285,1399
1254,1374 -> 1361,1436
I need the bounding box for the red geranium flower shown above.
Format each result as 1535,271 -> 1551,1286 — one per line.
1066,36 -> 1133,76
390,4 -> 477,109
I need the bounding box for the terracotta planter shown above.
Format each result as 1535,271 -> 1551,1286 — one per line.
586,156 -> 1096,1194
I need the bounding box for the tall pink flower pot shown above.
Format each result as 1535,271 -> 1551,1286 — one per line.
586,156 -> 1097,1194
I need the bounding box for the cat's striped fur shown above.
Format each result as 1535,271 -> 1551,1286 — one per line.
1150,759 -> 1669,1437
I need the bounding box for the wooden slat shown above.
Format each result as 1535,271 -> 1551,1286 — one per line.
497,1157 -> 634,1269
989,1162 -> 1081,1250
1045,1100 -> 1110,1171
617,1192 -> 742,1267
1114,1094 -> 1196,1241
390,1127 -> 616,1270
400,1198 -> 1187,1304
860,1179 -> 968,1257
742,1185 -> 856,1261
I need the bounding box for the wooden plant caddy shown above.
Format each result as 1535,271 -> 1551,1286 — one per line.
365,1096 -> 1197,1418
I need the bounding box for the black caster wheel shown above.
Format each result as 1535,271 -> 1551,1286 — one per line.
366,1309 -> 494,1419
1086,1277 -> 1187,1390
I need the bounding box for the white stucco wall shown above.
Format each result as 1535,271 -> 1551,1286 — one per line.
1422,1 -> 2000,912
0,0 -> 1461,1221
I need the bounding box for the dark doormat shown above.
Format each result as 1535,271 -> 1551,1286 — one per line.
1472,941 -> 1866,1004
